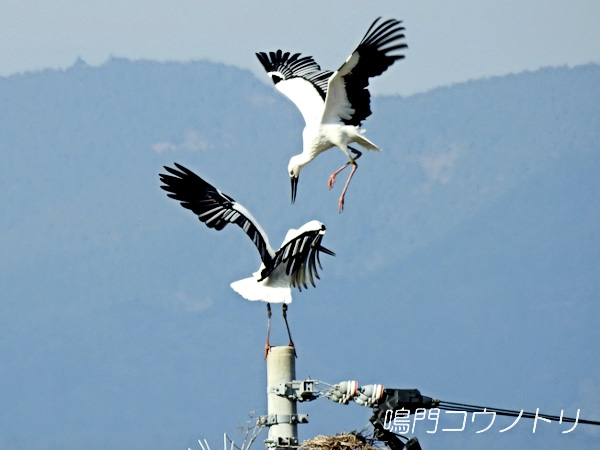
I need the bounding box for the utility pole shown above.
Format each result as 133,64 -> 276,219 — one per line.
261,346 -> 308,450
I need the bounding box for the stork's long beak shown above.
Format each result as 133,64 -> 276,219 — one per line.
290,176 -> 299,204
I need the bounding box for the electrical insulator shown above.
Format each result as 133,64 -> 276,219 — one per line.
325,380 -> 358,404
354,384 -> 384,406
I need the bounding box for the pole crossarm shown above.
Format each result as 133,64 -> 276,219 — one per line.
269,378 -> 387,407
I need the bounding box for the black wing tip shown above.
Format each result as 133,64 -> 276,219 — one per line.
256,49 -> 327,83
319,246 -> 336,257
360,17 -> 407,50
369,17 -> 404,30
159,162 -> 216,200
160,162 -> 192,179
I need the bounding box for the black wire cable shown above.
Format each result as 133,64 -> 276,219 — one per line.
438,400 -> 600,426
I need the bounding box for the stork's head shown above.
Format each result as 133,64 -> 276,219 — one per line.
287,156 -> 303,204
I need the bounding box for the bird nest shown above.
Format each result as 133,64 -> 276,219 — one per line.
300,433 -> 377,450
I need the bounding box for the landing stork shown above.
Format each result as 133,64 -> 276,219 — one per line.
257,17 -> 407,212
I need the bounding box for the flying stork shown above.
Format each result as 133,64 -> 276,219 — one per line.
159,163 -> 335,357
256,17 -> 407,212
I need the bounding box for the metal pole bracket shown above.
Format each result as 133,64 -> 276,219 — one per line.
268,379 -> 318,402
263,436 -> 299,449
258,414 -> 309,427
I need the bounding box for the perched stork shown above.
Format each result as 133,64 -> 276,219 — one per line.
159,163 -> 335,357
256,17 -> 407,212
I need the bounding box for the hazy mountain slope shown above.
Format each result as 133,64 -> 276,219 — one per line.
0,59 -> 598,450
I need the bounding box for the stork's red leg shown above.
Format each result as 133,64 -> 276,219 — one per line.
338,162 -> 358,213
264,303 -> 272,359
282,304 -> 297,358
328,147 -> 362,194
328,162 -> 351,189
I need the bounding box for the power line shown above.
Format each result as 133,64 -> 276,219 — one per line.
438,400 -> 600,426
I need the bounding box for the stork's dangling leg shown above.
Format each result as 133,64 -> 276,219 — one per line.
264,303 -> 272,359
338,160 -> 359,213
328,147 -> 363,187
327,147 -> 362,213
328,148 -> 362,189
282,304 -> 297,358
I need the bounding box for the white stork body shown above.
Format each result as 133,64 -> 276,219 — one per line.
159,163 -> 335,305
230,219 -> 326,304
257,17 -> 407,212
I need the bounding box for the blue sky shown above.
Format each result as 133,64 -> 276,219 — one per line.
2,0 -> 600,95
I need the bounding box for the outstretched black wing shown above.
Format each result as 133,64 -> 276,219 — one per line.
354,17 -> 407,78
260,225 -> 335,291
325,17 -> 407,126
159,163 -> 273,265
